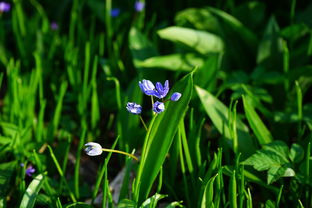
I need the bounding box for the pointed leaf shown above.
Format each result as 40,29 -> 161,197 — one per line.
20,173 -> 45,208
243,95 -> 273,145
135,72 -> 193,204
196,86 -> 256,155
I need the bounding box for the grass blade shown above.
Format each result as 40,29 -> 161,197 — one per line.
242,95 -> 273,145
20,173 -> 45,208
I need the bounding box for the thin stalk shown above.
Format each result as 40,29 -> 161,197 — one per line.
139,116 -> 148,131
102,148 -> 138,161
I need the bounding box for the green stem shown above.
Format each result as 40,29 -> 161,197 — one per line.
102,148 -> 138,161
139,116 -> 148,131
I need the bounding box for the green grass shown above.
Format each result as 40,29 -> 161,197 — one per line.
0,0 -> 312,207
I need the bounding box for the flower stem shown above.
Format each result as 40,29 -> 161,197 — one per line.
139,116 -> 148,131
102,148 -> 138,161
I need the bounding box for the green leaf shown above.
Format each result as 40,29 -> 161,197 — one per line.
139,193 -> 167,208
157,26 -> 224,55
165,201 -> 184,208
137,53 -> 204,72
243,141 -> 296,184
0,161 -> 16,198
201,174 -> 218,208
135,72 -> 193,204
289,143 -> 304,163
263,141 -> 289,162
267,165 -> 295,184
20,173 -> 45,208
242,95 -> 273,145
195,86 -> 256,155
118,199 -> 137,208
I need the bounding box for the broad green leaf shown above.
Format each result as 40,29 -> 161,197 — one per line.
20,173 -> 45,208
0,161 -> 16,198
140,193 -> 167,208
263,141 -> 289,162
267,165 -> 295,184
176,7 -> 257,69
242,95 -> 273,145
196,86 -> 256,155
135,72 -> 193,204
243,149 -> 285,171
243,141 -> 296,184
289,143 -> 304,163
137,53 -> 204,72
157,26 -> 224,55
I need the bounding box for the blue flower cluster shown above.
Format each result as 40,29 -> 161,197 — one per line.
127,79 -> 182,115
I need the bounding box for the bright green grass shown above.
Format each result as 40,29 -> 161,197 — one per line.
0,0 -> 312,207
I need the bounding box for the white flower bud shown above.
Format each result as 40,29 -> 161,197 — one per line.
84,142 -> 103,156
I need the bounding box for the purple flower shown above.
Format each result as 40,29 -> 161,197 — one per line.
139,79 -> 156,96
139,79 -> 169,99
153,101 -> 165,114
126,102 -> 142,114
0,2 -> 10,12
170,92 -> 182,101
110,8 -> 120,17
134,1 -> 145,12
26,165 -> 35,177
154,80 -> 169,98
50,22 -> 59,30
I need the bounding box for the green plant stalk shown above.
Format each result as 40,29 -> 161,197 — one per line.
74,127 -> 86,199
139,116 -> 148,131
230,170 -> 237,208
102,148 -> 138,161
59,136 -> 71,193
105,0 -> 112,57
36,99 -> 46,142
276,185 -> 283,207
282,40 -> 289,91
239,165 -> 245,208
178,132 -> 191,207
247,188 -> 252,208
157,166 -> 163,193
92,137 -> 119,202
295,81 -> 302,136
179,120 -> 194,173
102,168 -> 108,208
305,142 -> 311,207
229,99 -> 238,153
69,0 -> 79,44
47,145 -> 76,202
50,82 -> 68,140
56,198 -> 62,208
